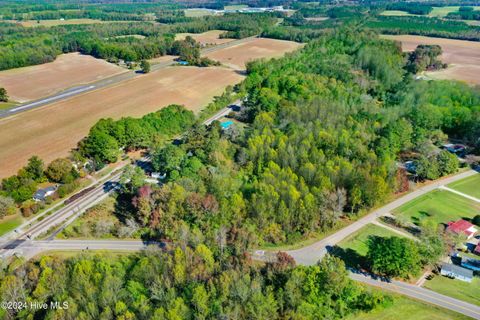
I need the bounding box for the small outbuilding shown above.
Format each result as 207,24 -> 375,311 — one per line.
33,185 -> 57,202
440,263 -> 473,282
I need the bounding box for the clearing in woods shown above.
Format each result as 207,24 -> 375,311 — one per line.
0,53 -> 127,103
205,37 -> 303,70
381,35 -> 480,85
175,30 -> 234,46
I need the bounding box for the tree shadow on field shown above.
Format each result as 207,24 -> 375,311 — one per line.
329,245 -> 368,270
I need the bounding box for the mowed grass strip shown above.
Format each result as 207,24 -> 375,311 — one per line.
337,223 -> 404,256
380,10 -> 418,16
423,276 -> 480,306
0,214 -> 23,237
393,189 -> 480,226
346,291 -> 471,320
447,174 -> 480,199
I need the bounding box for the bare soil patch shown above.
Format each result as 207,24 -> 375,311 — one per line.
0,66 -> 244,177
0,53 -> 127,103
205,37 -> 303,70
175,30 -> 234,46
381,35 -> 480,85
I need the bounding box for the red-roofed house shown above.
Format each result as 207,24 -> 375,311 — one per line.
475,244 -> 480,256
447,219 -> 478,239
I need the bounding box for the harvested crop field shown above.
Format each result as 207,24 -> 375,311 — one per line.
205,37 -> 303,70
381,35 -> 480,85
175,30 -> 234,46
0,53 -> 127,103
0,66 -> 244,177
16,19 -> 104,27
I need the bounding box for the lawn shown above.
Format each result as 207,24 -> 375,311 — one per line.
447,174 -> 480,199
346,291 -> 471,320
338,223 -> 404,256
393,189 -> 480,226
423,275 -> 480,306
0,214 -> 23,237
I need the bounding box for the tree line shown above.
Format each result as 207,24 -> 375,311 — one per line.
0,248 -> 390,320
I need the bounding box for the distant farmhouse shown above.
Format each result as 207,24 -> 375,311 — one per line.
33,185 -> 57,202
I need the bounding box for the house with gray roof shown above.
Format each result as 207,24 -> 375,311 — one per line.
33,185 -> 57,202
441,263 -> 473,282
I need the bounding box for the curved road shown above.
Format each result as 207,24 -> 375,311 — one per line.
286,169 -> 479,265
350,271 -> 480,319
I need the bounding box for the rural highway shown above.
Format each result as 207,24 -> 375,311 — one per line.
0,104 -> 238,259
286,169 -> 479,265
0,36 -> 256,119
350,271 -> 480,319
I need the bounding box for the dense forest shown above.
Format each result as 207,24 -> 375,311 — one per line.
0,250 -> 390,319
71,28 -> 478,250
1,2 -> 480,319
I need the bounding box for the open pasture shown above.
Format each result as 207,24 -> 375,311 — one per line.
0,66 -> 244,178
447,174 -> 480,199
393,189 -> 480,226
381,35 -> 480,85
205,37 -> 302,70
175,30 -> 234,46
0,53 -> 127,103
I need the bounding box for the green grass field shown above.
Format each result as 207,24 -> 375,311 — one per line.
447,174 -> 480,199
0,214 -> 23,236
428,6 -> 460,18
347,292 -> 471,320
0,101 -> 18,110
338,223 -> 404,256
393,189 -> 480,226
224,4 -> 248,10
423,275 -> 480,306
380,10 -> 418,17
184,9 -> 216,17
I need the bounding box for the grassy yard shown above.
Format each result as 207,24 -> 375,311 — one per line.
393,189 -> 480,226
447,174 -> 480,199
338,223 -> 404,256
0,214 -> 23,236
346,291 -> 471,320
423,275 -> 480,306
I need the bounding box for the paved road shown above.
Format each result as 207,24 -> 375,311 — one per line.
287,169 -> 479,265
0,105 -> 236,259
8,240 -> 156,259
0,36 -> 256,119
350,271 -> 480,319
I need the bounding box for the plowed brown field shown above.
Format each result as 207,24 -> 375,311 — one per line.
381,35 -> 480,85
0,53 -> 126,103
